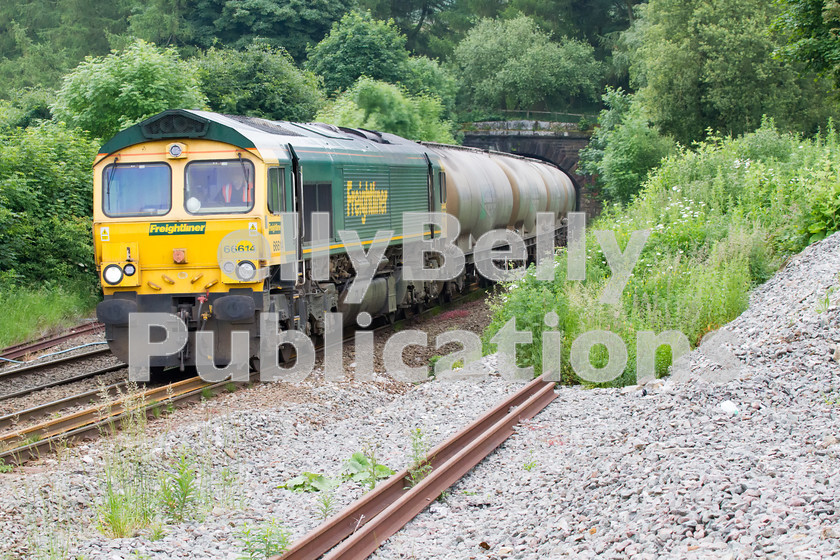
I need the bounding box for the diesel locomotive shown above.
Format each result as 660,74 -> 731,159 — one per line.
93,109 -> 576,370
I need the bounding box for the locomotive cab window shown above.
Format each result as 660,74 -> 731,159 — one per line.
102,163 -> 171,217
185,159 -> 255,214
267,167 -> 285,214
439,172 -> 447,205
302,183 -> 333,242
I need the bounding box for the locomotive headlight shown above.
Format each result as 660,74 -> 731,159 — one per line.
236,260 -> 257,281
103,264 -> 124,285
123,264 -> 136,276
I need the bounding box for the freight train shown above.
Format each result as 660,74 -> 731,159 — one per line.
93,109 -> 576,371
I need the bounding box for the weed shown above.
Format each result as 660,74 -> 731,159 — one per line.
148,522 -> 166,541
98,462 -> 155,538
236,519 -> 290,559
201,386 -> 214,400
280,472 -> 338,493
407,428 -> 432,487
0,458 -> 13,473
344,444 -> 394,491
225,382 -> 238,393
523,451 -> 538,471
316,490 -> 336,520
159,450 -> 199,521
428,355 -> 441,376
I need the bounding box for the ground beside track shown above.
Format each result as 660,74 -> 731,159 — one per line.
3,228 -> 840,558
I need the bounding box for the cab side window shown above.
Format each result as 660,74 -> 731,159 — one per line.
268,167 -> 285,214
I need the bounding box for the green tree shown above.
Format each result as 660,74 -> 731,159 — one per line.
453,16 -> 602,111
580,87 -> 676,203
628,0 -> 838,144
0,121 -> 99,284
0,88 -> 53,130
185,0 -> 357,61
774,0 -> 840,88
503,0 -> 641,49
316,77 -> 456,143
0,0 -> 132,95
193,43 -> 325,122
402,56 -> 459,116
123,0 -> 198,51
306,11 -> 411,93
358,0 -> 453,54
51,40 -> 206,139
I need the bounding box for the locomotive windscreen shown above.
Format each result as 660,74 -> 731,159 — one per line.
102,163 -> 171,217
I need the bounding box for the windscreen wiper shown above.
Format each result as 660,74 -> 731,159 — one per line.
106,156 -> 119,209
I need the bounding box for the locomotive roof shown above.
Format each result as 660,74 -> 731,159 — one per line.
96,109 -> 430,165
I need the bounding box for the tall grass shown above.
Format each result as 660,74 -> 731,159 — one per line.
485,118 -> 840,385
0,281 -> 99,348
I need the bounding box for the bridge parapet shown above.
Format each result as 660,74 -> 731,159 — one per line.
463,120 -> 587,137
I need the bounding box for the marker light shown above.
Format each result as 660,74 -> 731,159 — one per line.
236,260 -> 257,281
123,264 -> 136,276
103,264 -> 123,285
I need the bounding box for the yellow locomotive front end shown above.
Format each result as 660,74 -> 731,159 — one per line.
93,111 -> 291,371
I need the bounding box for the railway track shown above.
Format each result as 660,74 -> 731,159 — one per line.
276,375 -> 557,560
0,322 -> 103,361
0,347 -> 114,392
0,288 -> 490,466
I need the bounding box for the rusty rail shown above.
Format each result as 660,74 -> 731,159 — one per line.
0,322 -> 103,361
277,375 -> 557,560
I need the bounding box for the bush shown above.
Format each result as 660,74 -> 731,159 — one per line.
0,120 -> 99,286
193,43 -> 325,122
316,77 -> 457,144
52,39 -> 205,139
486,119 -> 840,385
580,88 -> 676,204
306,11 -> 410,94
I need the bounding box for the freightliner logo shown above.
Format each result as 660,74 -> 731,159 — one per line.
149,222 -> 207,235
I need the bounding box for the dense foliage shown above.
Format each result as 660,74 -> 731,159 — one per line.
305,11 -> 411,94
486,120 -> 840,385
0,121 -> 99,285
626,0 -> 836,144
315,77 -> 456,144
52,40 -> 206,139
2,0 -> 840,353
454,16 -> 602,110
580,88 -> 676,203
193,44 -> 324,122
774,0 -> 840,89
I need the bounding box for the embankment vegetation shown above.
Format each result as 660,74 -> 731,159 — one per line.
486,120 -> 840,385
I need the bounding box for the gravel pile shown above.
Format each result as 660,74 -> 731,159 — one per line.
374,233 -> 840,559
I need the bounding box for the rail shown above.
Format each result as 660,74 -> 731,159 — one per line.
276,375 -> 557,560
